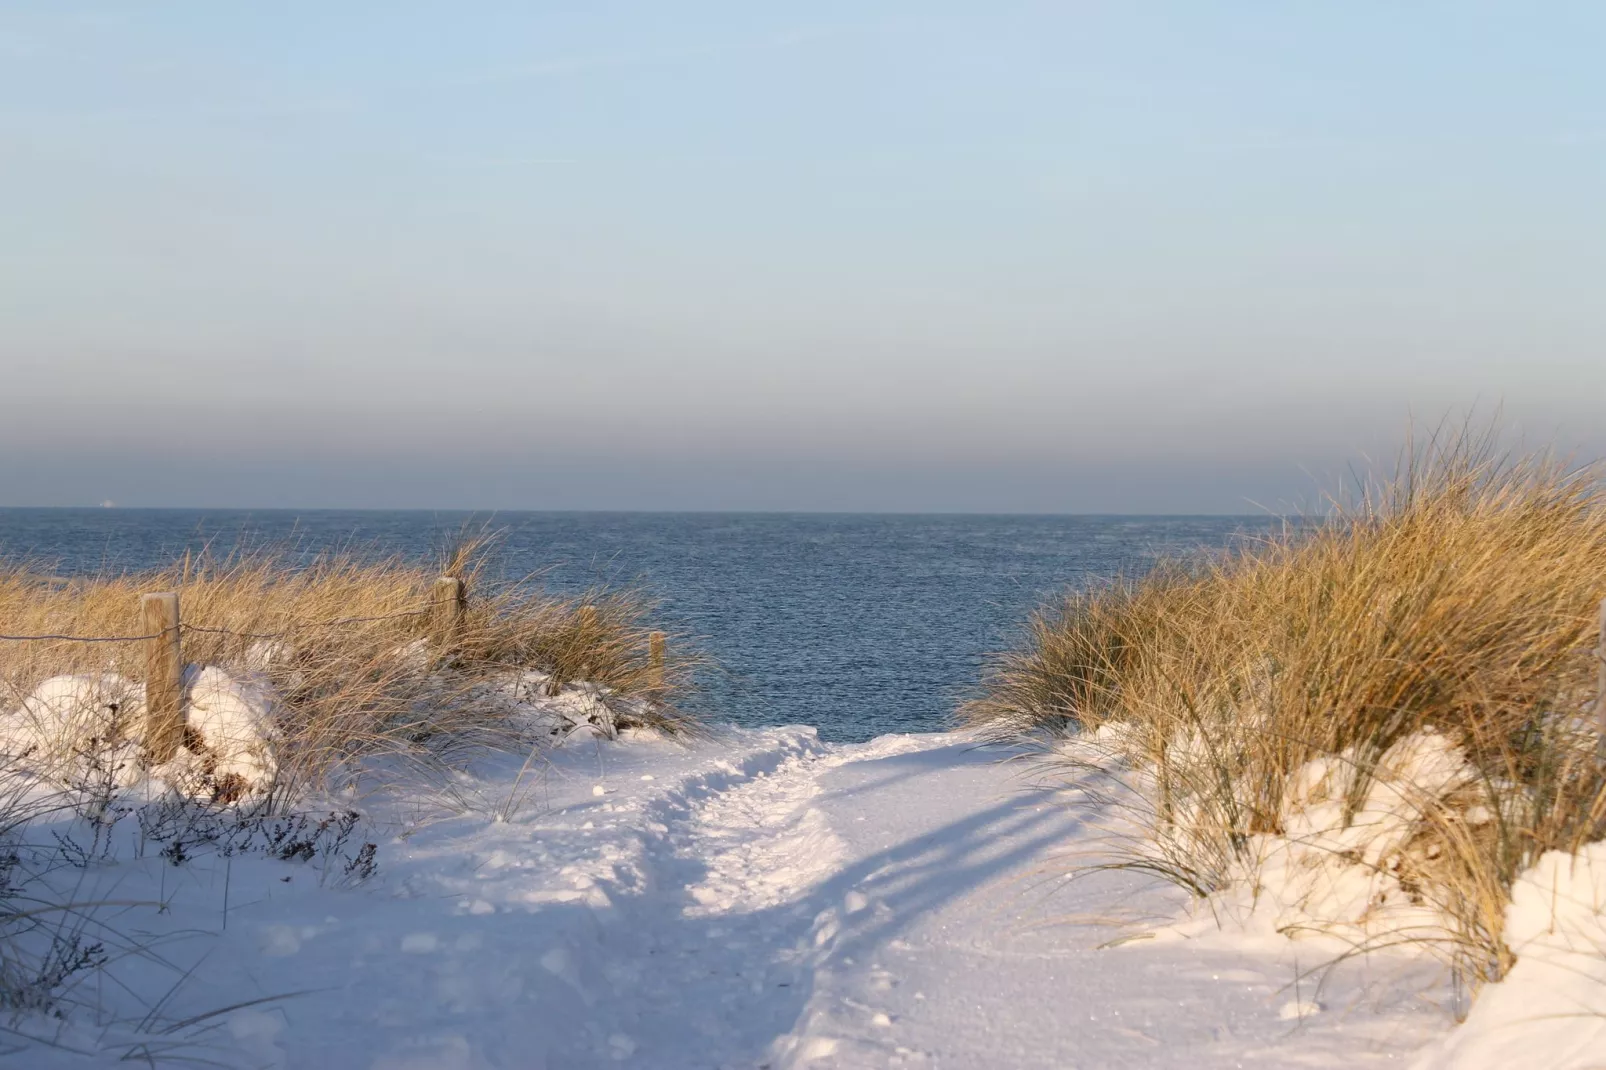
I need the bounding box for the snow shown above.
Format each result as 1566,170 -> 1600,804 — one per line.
11,670 -> 1601,1068
181,666 -> 279,793
1063,726 -> 1483,956
1413,843 -> 1606,1069
1052,722 -> 1606,1068
0,669 -> 279,799
2,707 -> 1469,1069
0,673 -> 144,786
1235,731 -> 1469,943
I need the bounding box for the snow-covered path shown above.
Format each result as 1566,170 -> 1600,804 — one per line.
36,729 -> 1460,1068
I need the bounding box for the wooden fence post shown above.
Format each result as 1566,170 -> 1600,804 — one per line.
648,630 -> 666,697
432,576 -> 467,651
141,591 -> 183,764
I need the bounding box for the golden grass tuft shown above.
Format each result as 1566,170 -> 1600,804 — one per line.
964,426 -> 1606,986
0,535 -> 702,802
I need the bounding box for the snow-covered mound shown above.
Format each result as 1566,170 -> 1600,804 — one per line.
0,673 -> 146,787
1067,719 -> 1606,1067
1416,843 -> 1606,1069
177,666 -> 279,797
491,668 -> 659,741
1059,725 -> 1496,955
1172,728 -> 1478,946
0,668 -> 279,799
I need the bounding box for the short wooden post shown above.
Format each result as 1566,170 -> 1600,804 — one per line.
141,592 -> 183,764
431,576 -> 467,650
648,630 -> 666,697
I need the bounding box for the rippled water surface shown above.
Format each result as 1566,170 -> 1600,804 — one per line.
0,510 -> 1274,741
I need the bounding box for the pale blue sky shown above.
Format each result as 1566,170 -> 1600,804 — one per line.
2,3 -> 1602,511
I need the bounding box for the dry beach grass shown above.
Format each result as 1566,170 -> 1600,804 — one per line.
0,536 -> 698,797
0,536 -> 702,1031
965,427 -> 1606,988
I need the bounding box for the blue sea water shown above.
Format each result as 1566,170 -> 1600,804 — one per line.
0,510 -> 1272,742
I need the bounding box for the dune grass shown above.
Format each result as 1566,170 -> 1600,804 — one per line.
964,427 -> 1606,986
0,535 -> 703,1031
0,535 -> 702,801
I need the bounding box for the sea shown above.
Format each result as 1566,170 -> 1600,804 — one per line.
0,510 -> 1275,742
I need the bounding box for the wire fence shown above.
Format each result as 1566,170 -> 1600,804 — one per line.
0,608 -> 432,645
0,630 -> 165,643
1,576 -> 670,746
177,609 -> 431,641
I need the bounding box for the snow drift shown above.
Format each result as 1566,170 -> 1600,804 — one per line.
1415,843 -> 1606,1069
0,667 -> 279,800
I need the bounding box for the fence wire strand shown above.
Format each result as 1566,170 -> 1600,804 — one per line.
182,608 -> 429,640
0,608 -> 431,645
0,631 -> 164,644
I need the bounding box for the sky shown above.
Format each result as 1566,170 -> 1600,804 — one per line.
2,2 -> 1602,513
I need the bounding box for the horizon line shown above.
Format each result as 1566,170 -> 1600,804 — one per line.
0,504 -> 1305,519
